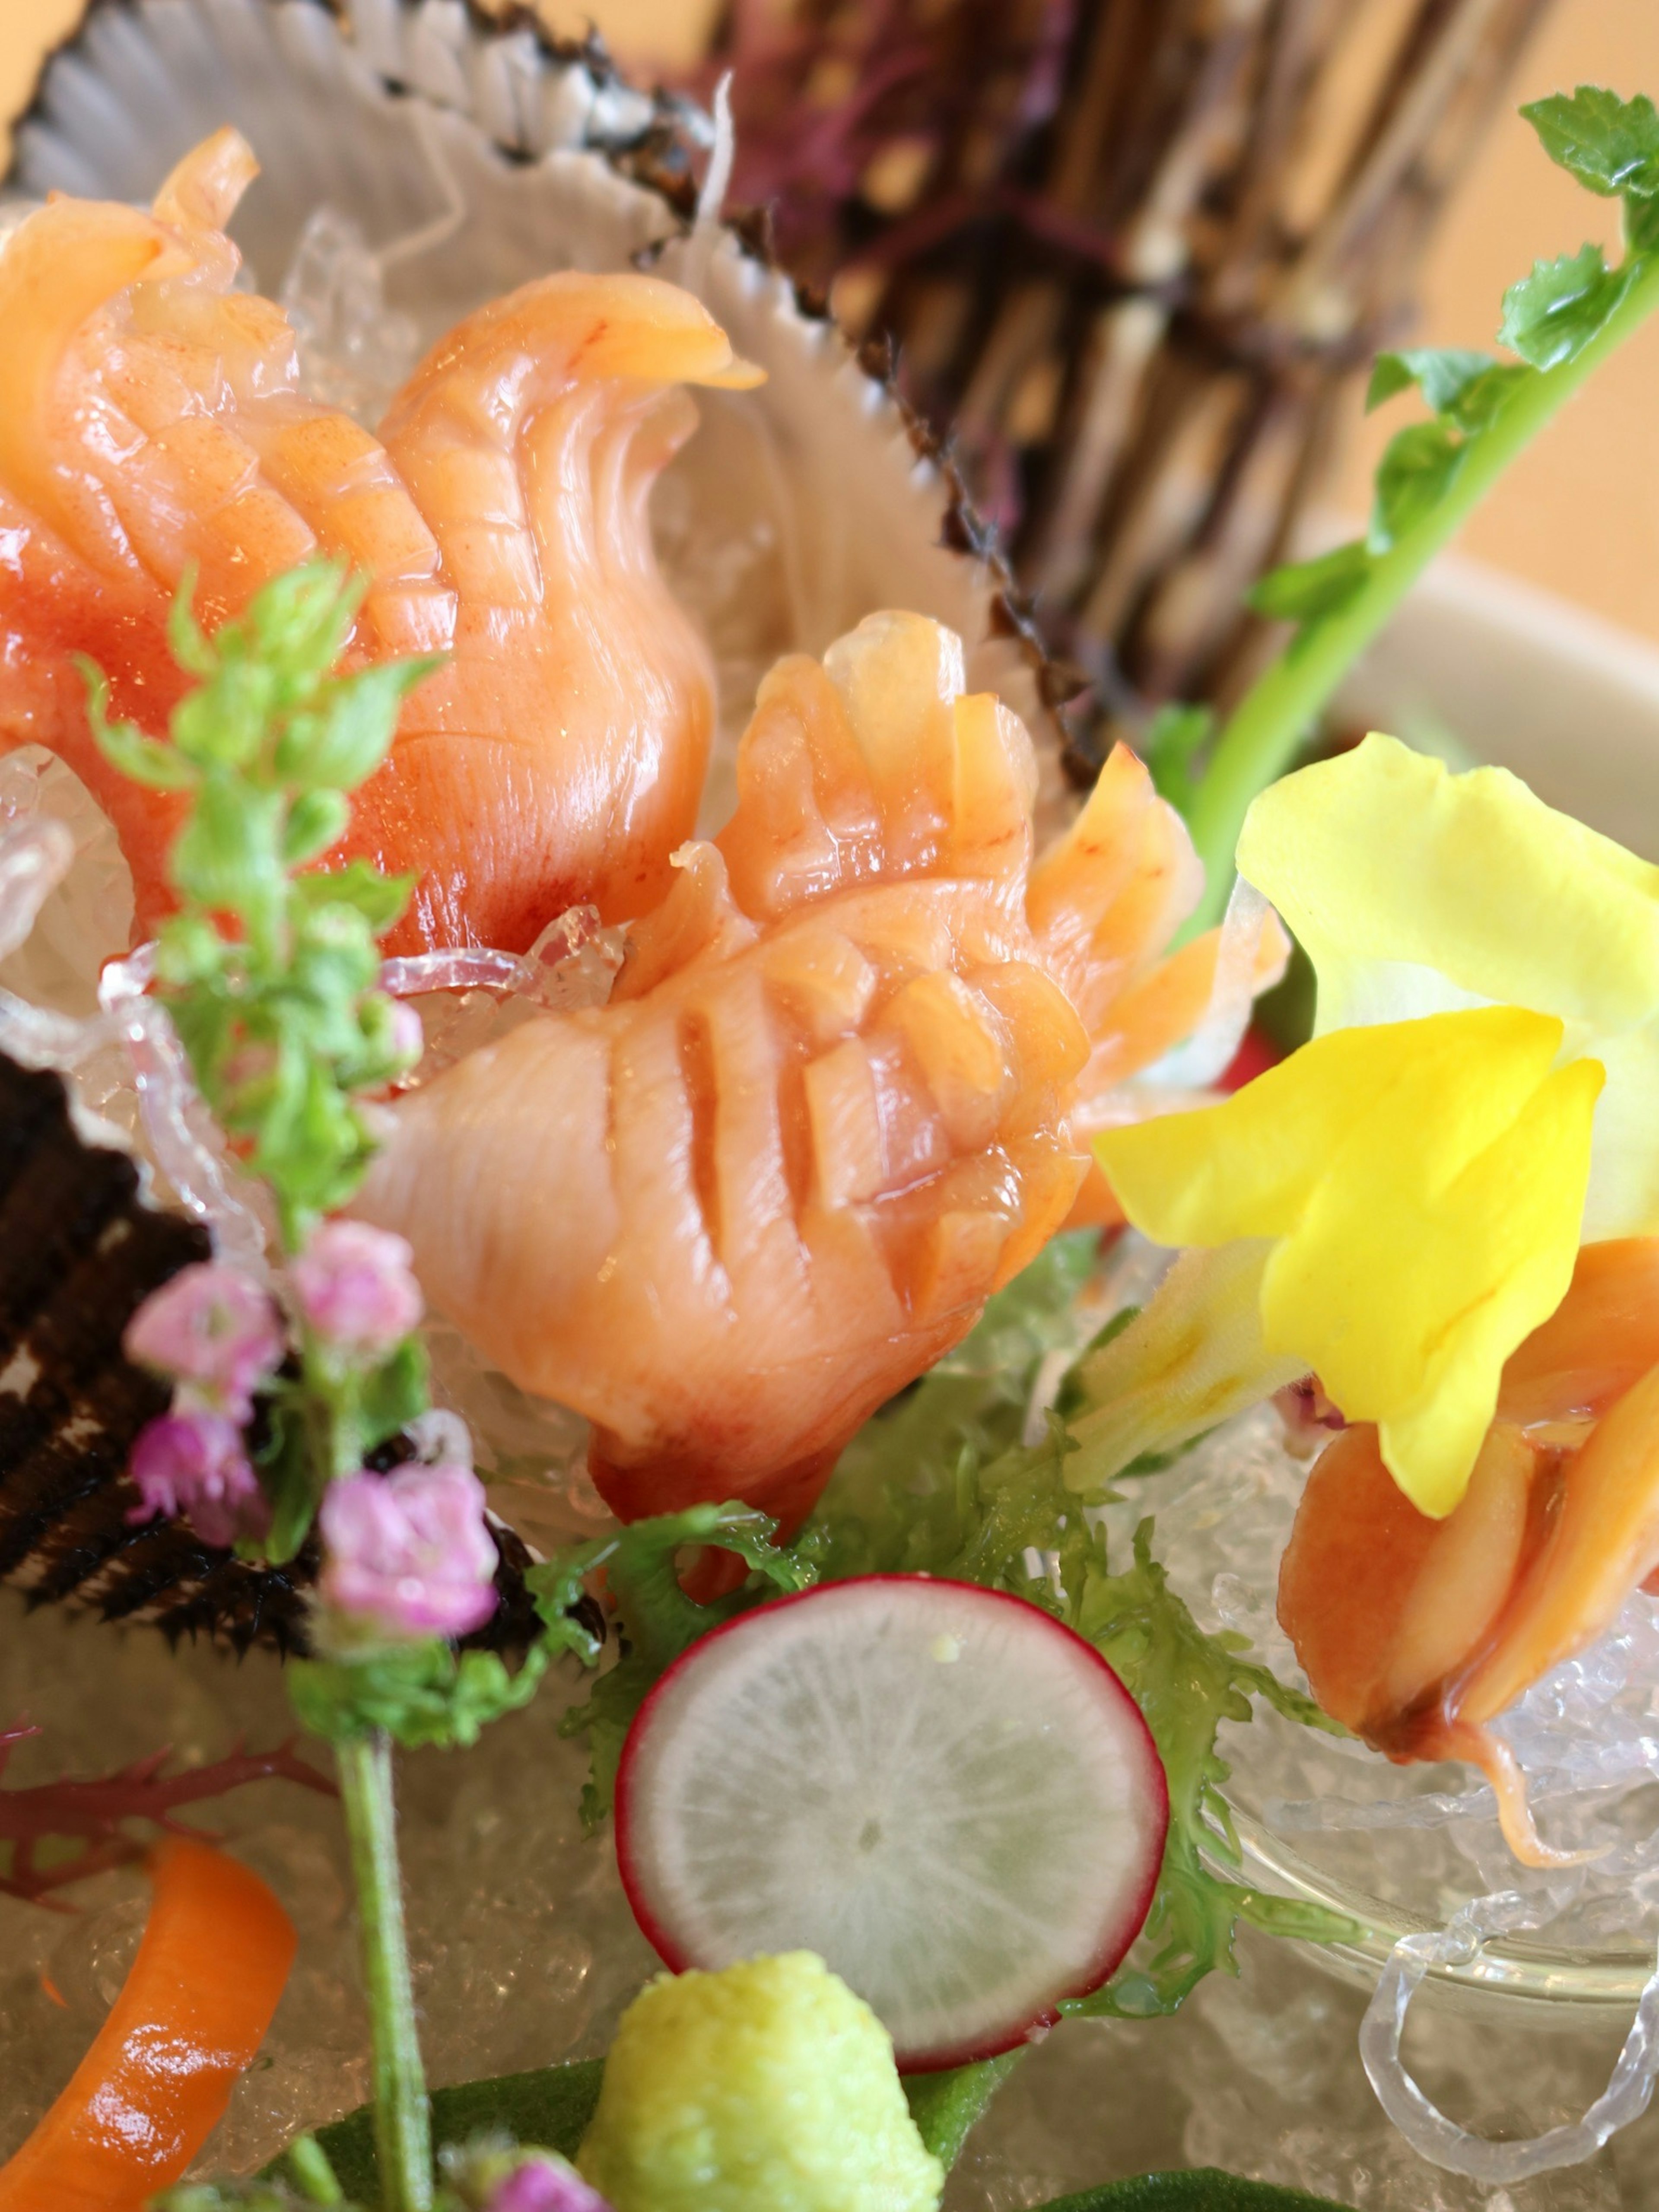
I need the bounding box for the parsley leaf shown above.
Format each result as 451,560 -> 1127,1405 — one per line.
1498,242 -> 1630,370
1521,86 -> 1659,199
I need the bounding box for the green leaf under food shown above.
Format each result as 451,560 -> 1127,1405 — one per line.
538,1500 -> 817,1828
901,2052 -> 1027,2168
1061,1523 -> 1355,2020
287,2052 -> 1015,2203
1521,85 -> 1659,199
1030,2175 -> 1351,2212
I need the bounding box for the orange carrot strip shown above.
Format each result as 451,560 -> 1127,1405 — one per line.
0,1835 -> 296,2212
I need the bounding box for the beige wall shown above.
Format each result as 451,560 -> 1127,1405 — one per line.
6,0 -> 1659,639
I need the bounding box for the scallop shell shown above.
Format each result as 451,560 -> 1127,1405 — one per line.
0,0 -> 1074,1649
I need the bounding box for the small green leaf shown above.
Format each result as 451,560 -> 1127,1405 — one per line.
153,913 -> 227,990
274,659 -> 439,792
165,566 -> 216,680
903,2054 -> 1026,2167
168,776 -> 286,912
172,661 -> 277,773
1498,242 -> 1628,369
249,561 -> 365,700
1246,540 -> 1371,625
294,862 -> 414,934
1142,706 -> 1213,820
291,2059 -> 608,2202
1627,187 -> 1659,256
1364,346 -> 1492,416
1369,420 -> 1462,553
283,789 -> 351,866
359,1338 -> 429,1452
251,1400 -> 321,1567
289,1640 -> 548,1751
1521,86 -> 1659,199
80,664 -> 198,791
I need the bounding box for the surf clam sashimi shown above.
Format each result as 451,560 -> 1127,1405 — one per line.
358,610 -> 1286,1533
0,129 -> 759,959
1278,1237 -> 1659,1866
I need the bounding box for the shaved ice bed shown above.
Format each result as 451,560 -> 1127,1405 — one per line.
0,1590 -> 1649,2212
1118,1402 -> 1659,1965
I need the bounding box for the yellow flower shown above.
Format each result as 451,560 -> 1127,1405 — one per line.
1088,732 -> 1659,1518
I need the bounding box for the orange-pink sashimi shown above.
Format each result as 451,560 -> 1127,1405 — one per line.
1278,1238 -> 1659,1866
0,128 -> 759,955
357,610 -> 1286,1535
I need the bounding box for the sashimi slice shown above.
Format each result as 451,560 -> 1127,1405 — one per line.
0,130 -> 760,955
614,1576 -> 1168,2070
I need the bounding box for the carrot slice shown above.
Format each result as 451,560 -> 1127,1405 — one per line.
0,1834 -> 296,2211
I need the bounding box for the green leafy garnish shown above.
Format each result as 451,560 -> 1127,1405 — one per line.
1175,82 -> 1659,927
288,1639 -> 552,1752
1063,1523 -> 1351,2018
85,560 -> 439,1246
538,1502 -> 816,1829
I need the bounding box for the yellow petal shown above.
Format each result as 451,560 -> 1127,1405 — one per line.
1237,733 -> 1659,1036
1097,1007 -> 1603,1516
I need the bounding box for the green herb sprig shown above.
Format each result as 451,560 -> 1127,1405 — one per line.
85,561 -> 438,1247
1178,84 -> 1659,929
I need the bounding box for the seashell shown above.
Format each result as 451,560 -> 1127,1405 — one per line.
0,0 -> 1080,1650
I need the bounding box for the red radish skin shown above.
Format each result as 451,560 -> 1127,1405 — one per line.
614,1576 -> 1169,2072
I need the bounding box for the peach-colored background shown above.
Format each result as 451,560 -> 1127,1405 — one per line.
5,0 -> 1658,640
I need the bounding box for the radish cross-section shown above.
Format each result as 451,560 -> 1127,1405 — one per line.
614,1576 -> 1170,2070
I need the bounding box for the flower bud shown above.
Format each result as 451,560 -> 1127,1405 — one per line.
124,1262 -> 284,1419
486,2157 -> 612,2212
127,1411 -> 269,1550
318,1461 -> 498,1640
290,1219 -> 423,1357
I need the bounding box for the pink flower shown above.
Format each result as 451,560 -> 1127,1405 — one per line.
124,1263 -> 284,1418
126,1411 -> 270,1549
388,999 -> 424,1070
486,2159 -> 611,2212
318,1462 -> 498,1640
291,1220 -> 423,1357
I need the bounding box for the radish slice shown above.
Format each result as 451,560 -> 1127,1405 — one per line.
614,1576 -> 1169,2070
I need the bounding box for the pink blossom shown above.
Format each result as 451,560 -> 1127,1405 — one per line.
318,1462 -> 498,1640
388,999 -> 424,1069
126,1411 -> 270,1549
124,1263 -> 284,1417
486,2160 -> 611,2212
291,1220 -> 423,1357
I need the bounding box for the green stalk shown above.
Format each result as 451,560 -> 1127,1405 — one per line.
1185,249 -> 1659,932
336,1731 -> 433,2212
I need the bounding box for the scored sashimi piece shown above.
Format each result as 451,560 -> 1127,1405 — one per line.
358,610 -> 1281,1532
0,129 -> 760,955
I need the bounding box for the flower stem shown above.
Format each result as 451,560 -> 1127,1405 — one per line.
335,1730 -> 432,2212
1184,248 -> 1659,933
